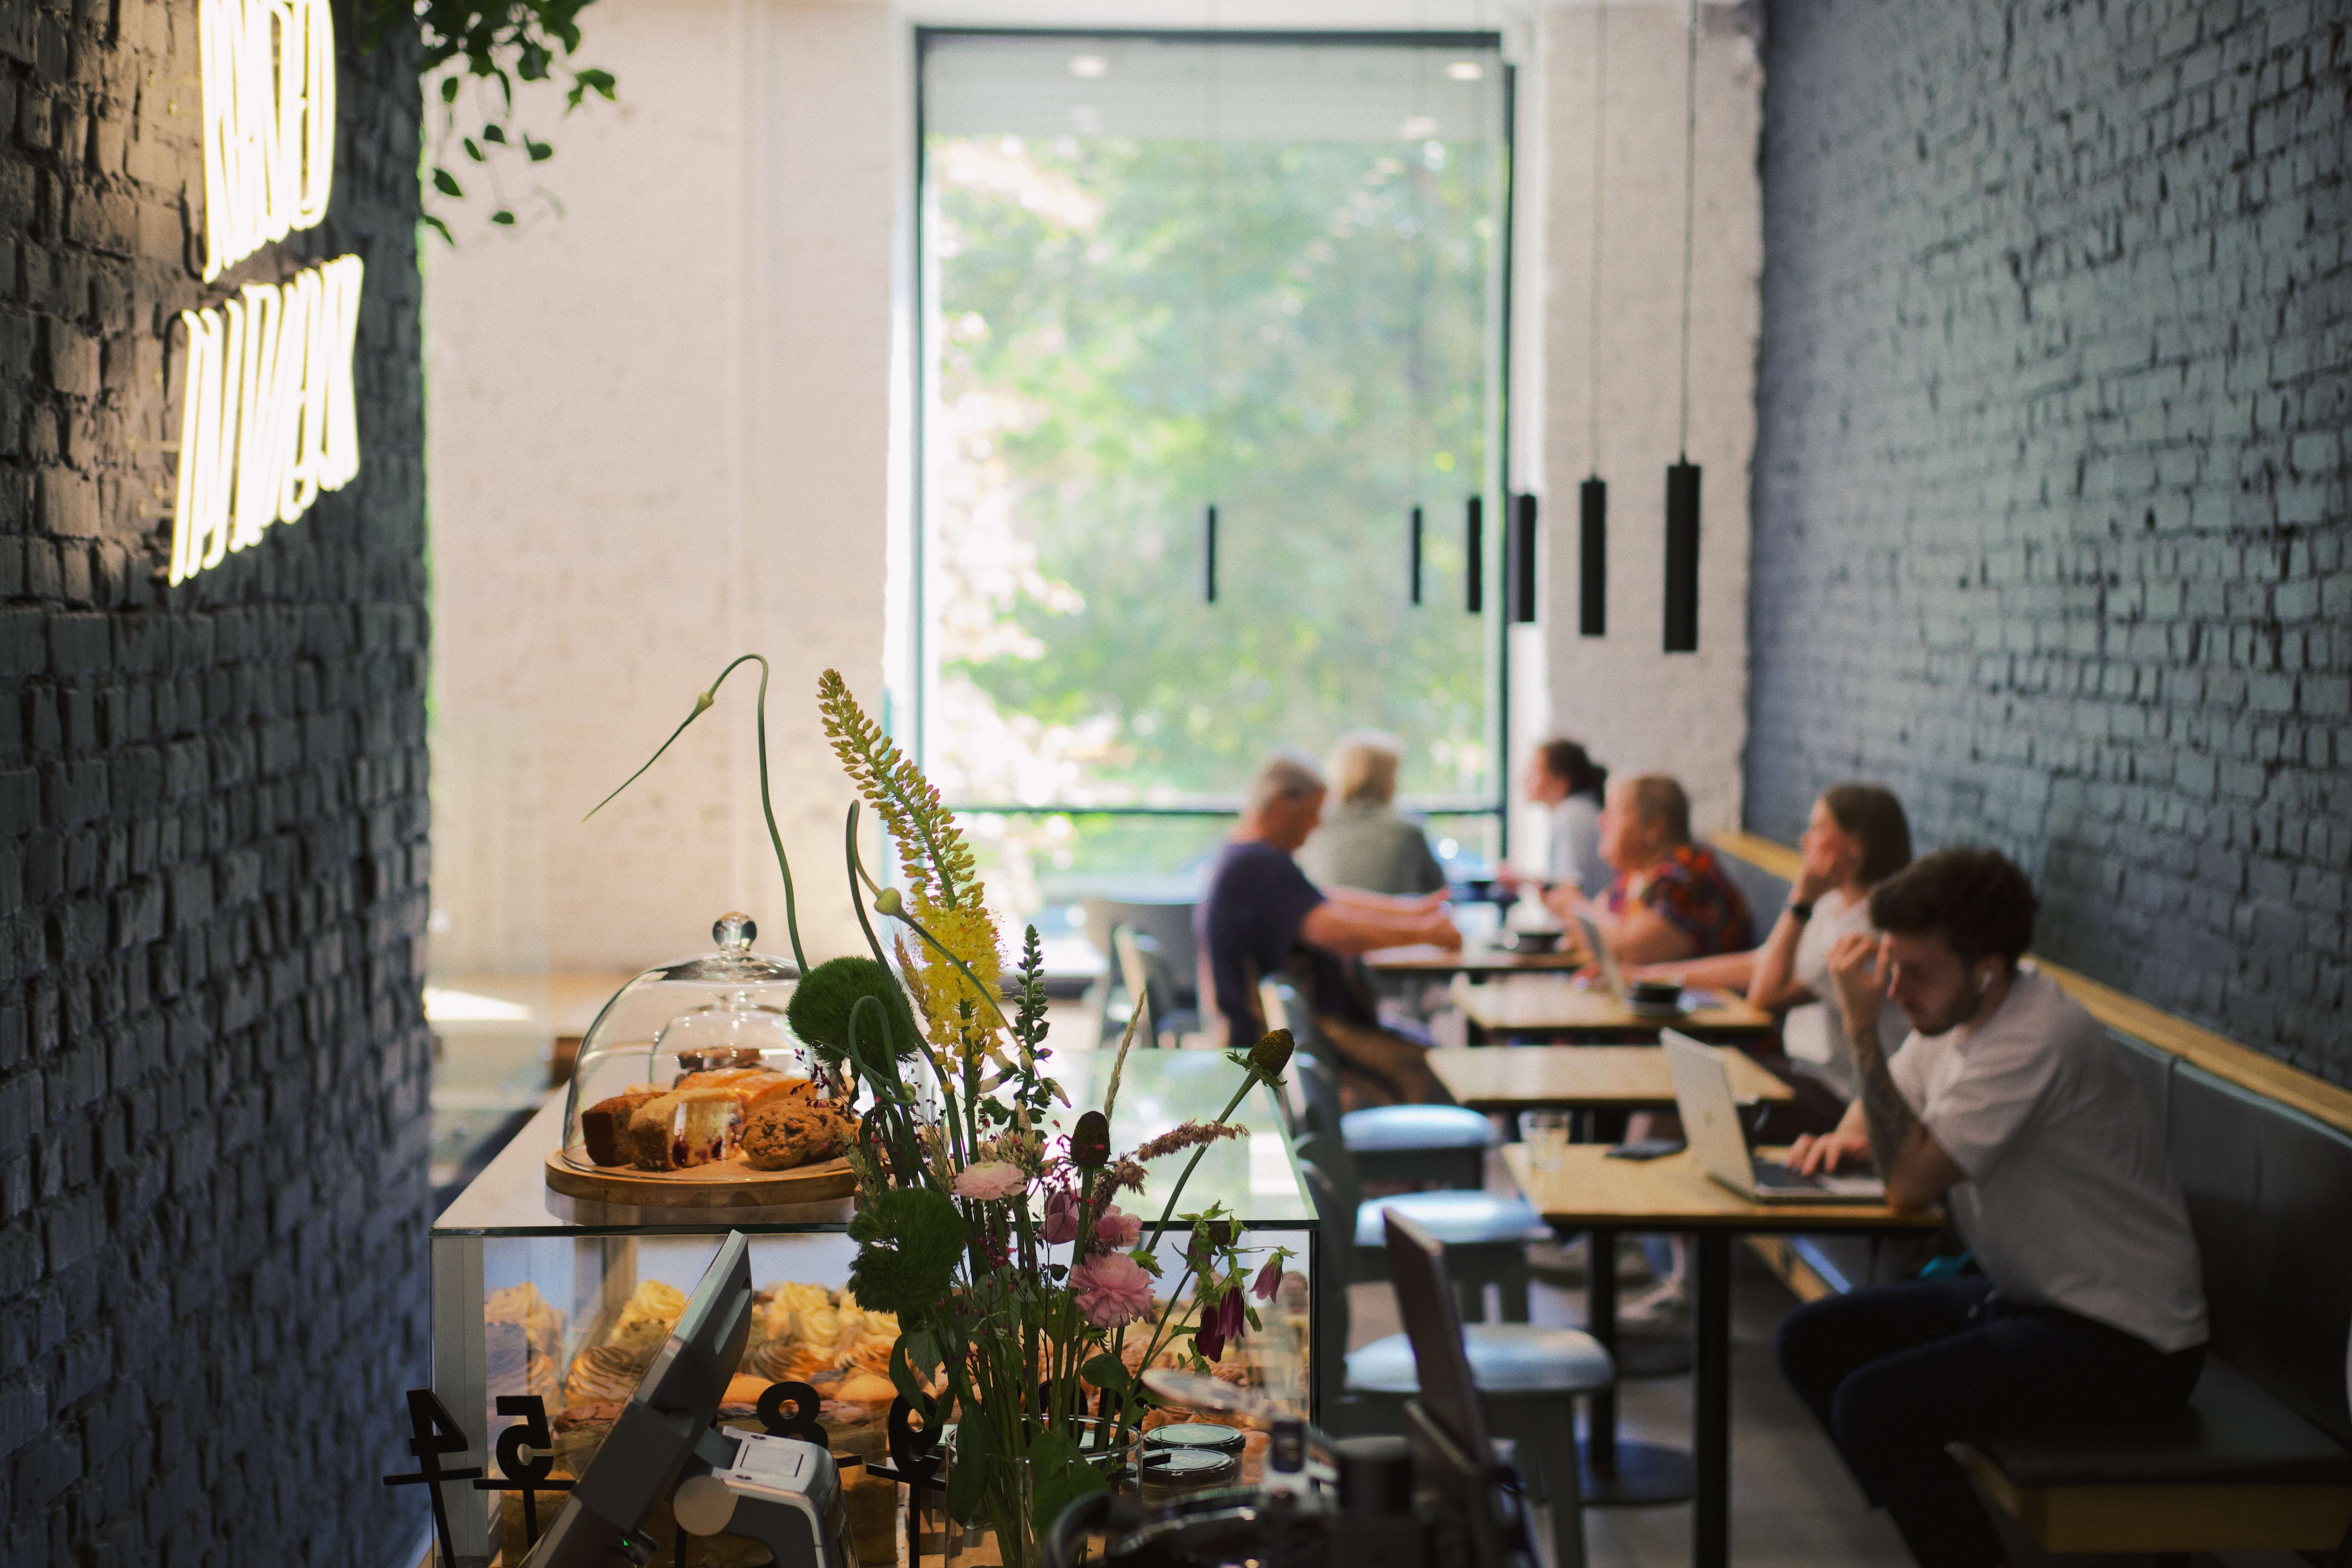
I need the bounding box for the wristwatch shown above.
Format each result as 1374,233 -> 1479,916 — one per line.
1787,901 -> 1814,920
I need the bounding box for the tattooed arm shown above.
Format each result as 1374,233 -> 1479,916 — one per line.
1825,933 -> 1969,1210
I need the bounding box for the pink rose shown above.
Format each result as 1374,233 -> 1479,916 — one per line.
952,1161 -> 1027,1202
1041,1189 -> 1080,1245
1093,1205 -> 1142,1251
1071,1253 -> 1155,1328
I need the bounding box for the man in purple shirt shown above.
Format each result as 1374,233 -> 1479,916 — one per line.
1196,752 -> 1460,1104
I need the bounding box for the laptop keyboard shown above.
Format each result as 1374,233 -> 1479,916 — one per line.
1750,1158 -> 1824,1191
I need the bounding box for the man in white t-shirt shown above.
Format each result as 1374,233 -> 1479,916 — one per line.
1774,848 -> 2207,1568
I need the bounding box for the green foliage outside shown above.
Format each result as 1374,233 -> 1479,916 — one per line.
926,129 -> 1508,818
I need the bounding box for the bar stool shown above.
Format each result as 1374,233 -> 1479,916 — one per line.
1262,980 -> 1497,1190
1299,1147 -> 1615,1568
1297,1128 -> 1546,1323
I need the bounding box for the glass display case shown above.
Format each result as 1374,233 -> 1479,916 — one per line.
430,1045 -> 1320,1568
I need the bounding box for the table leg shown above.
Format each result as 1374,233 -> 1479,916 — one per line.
1577,1223 -> 1694,1508
1691,1231 -> 1732,1568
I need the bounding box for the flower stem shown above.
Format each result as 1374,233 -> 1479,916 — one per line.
588,654 -> 807,970
1142,1076 -> 1259,1257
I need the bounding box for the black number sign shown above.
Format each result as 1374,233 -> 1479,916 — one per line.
473,1395 -> 575,1550
381,1389 -> 483,1568
755,1380 -> 829,1447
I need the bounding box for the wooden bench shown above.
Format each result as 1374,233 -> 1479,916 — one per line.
1710,831 -> 2352,1563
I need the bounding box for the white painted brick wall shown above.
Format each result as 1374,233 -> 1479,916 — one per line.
427,0 -> 899,974
426,0 -> 1761,973
1525,1 -> 1760,846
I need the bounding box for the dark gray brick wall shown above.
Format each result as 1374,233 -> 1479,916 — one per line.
0,2 -> 431,1564
1750,0 -> 2352,1087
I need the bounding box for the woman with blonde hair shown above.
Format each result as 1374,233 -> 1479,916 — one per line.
1298,729 -> 1447,896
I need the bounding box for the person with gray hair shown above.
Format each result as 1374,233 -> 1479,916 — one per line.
1195,750 -> 1459,1103
1298,730 -> 1447,897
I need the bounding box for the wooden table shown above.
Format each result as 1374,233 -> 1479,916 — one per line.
1452,974 -> 1773,1041
1365,942 -> 1589,975
1505,1144 -> 1942,1568
1429,1045 -> 1792,1113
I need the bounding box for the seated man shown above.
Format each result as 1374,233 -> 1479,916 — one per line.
1563,772 -> 1755,964
1777,848 -> 2207,1568
1196,752 -> 1460,1105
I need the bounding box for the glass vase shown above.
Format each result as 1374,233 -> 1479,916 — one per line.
942,1416 -> 1140,1568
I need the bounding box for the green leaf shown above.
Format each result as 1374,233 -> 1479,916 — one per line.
945,1417 -> 991,1523
431,168 -> 463,198
1079,1352 -> 1130,1394
480,123 -> 507,144
462,138 -> 484,162
1027,1428 -> 1110,1539
847,1187 -> 968,1315
525,137 -> 553,163
420,213 -> 454,247
490,210 -> 516,226
439,76 -> 460,104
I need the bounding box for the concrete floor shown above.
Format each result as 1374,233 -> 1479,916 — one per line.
1346,1246 -> 1914,1568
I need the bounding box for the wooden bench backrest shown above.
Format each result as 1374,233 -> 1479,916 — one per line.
1710,831 -> 2352,1447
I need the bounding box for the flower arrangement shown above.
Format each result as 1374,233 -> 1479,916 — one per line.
597,657 -> 1298,1563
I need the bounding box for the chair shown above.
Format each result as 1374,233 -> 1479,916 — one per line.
1112,927 -> 1198,1047
1262,979 -> 1497,1191
1083,898 -> 1198,1047
1297,1118 -> 1545,1323
1298,1140 -> 1613,1568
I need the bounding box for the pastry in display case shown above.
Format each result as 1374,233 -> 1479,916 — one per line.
433,1043 -> 1319,1566
544,914 -> 862,1211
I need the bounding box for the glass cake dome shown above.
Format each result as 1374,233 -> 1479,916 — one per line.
555,912 -> 831,1171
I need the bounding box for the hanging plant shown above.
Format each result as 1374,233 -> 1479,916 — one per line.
358,0 -> 617,242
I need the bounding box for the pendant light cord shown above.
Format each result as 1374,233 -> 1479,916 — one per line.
1677,0 -> 1697,459
1588,0 -> 1606,475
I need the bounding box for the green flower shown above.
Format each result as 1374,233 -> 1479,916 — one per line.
847,1187 -> 969,1315
788,956 -> 923,1064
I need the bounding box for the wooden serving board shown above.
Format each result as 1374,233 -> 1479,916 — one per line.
544,1150 -> 858,1208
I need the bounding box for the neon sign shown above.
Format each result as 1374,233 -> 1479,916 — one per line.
173,0 -> 363,585
170,257 -> 365,585
199,0 -> 337,281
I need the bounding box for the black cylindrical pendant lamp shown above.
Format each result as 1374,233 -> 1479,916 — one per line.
1663,461 -> 1700,652
1464,495 -> 1483,614
1579,476 -> 1607,637
1409,505 -> 1424,605
1203,504 -> 1219,605
1512,493 -> 1538,623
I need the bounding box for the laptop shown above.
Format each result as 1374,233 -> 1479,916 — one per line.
1572,910 -> 1719,1014
1663,1030 -> 1885,1203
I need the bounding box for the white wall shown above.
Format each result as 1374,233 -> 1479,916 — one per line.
425,0 -> 1760,975
427,0 -> 899,974
1528,1 -> 1761,844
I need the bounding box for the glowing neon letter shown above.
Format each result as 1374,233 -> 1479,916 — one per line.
169,256 -> 366,584
199,0 -> 337,281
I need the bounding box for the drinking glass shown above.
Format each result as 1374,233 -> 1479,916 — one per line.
1524,1110 -> 1573,1172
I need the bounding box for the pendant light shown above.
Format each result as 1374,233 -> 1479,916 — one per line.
1461,496 -> 1481,624
1512,493 -> 1539,623
1573,0 -> 1610,639
1409,504 -> 1424,604
1200,11 -> 1223,606
1406,28 -> 1430,611
1663,0 -> 1701,653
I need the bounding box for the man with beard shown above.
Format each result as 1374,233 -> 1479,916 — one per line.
1774,847 -> 2207,1568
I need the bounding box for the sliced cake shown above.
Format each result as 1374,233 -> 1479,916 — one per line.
580,1084 -> 663,1165
628,1086 -> 744,1170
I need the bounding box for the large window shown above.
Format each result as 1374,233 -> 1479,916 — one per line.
915,31 -> 1513,922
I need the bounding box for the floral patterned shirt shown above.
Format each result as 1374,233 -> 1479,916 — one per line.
1604,844 -> 1756,956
